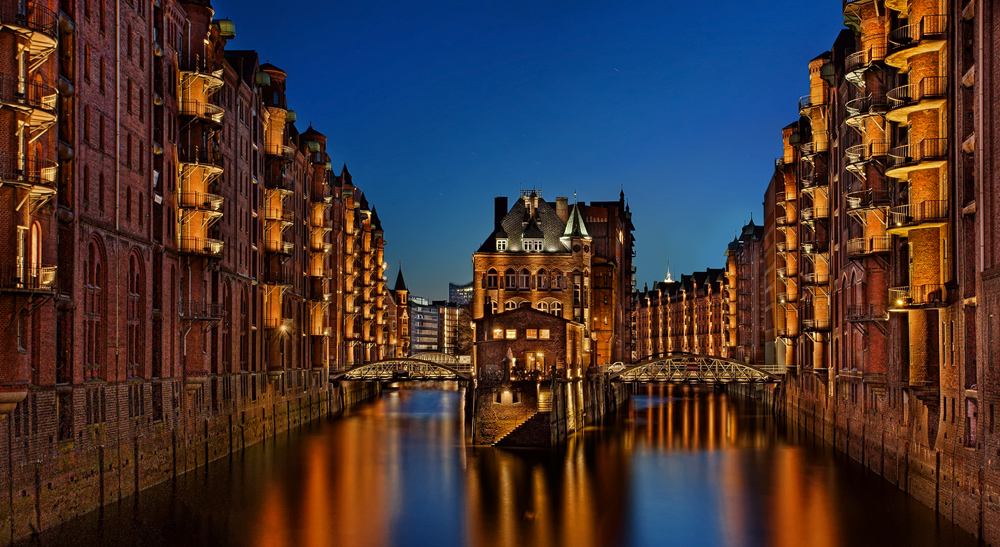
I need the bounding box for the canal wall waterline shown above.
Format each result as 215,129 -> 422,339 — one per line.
0,376 -> 380,545
779,374 -> 999,545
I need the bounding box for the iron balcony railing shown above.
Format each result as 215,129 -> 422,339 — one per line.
0,74 -> 57,112
178,146 -> 225,169
801,272 -> 830,285
0,3 -> 57,38
845,45 -> 888,74
846,303 -> 889,322
846,188 -> 892,210
263,208 -> 294,222
264,239 -> 294,254
801,318 -> 831,330
889,15 -> 948,53
178,300 -> 226,320
845,141 -> 890,165
889,284 -> 947,307
889,200 -> 948,228
179,237 -> 223,257
889,138 -> 948,170
800,206 -> 829,221
0,152 -> 57,187
845,93 -> 890,119
846,236 -> 893,258
178,100 -> 224,124
887,77 -> 947,109
311,241 -> 334,254
775,191 -> 786,203
262,266 -> 294,285
263,317 -> 295,331
178,192 -> 224,212
801,172 -> 826,189
0,265 -> 56,292
799,95 -> 822,115
179,55 -> 224,80
311,326 -> 334,337
265,143 -> 296,161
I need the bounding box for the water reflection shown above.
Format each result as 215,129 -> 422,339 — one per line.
21,385 -> 976,547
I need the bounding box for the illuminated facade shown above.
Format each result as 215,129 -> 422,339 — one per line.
0,1 -> 386,540
472,190 -> 634,368
634,270 -> 728,361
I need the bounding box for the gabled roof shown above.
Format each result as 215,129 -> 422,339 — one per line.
477,197 -> 569,253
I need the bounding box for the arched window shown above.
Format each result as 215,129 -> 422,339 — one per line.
537,269 -> 548,290
240,285 -> 249,371
519,268 -> 530,289
489,299 -> 498,314
222,281 -> 232,373
504,268 -> 516,289
84,239 -> 106,379
486,268 -> 498,289
537,301 -> 549,313
551,270 -> 563,290
551,301 -> 563,317
126,251 -> 144,378
505,300 -> 518,311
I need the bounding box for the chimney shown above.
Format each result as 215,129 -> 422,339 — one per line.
494,196 -> 508,231
556,197 -> 569,223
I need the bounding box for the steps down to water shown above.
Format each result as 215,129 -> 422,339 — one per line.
495,411 -> 552,447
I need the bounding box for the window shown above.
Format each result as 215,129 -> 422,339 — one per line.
537,269 -> 548,290
504,300 -> 519,311
519,268 -> 530,289
537,301 -> 549,313
551,271 -> 563,289
126,253 -> 144,378
84,240 -> 105,379
540,329 -> 551,340
526,329 -> 538,340
492,328 -> 504,340
551,302 -> 563,316
496,239 -> 507,251
523,239 -> 542,252
486,268 -> 498,289
505,329 -> 517,340
505,269 -> 516,289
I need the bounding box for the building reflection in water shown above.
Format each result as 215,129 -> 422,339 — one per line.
19,383 -> 976,547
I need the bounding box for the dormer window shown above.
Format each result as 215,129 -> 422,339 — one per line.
496,238 -> 507,251
523,238 -> 543,252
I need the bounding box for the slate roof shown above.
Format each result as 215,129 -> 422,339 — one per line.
562,202 -> 591,239
477,197 -> 570,253
394,267 -> 408,292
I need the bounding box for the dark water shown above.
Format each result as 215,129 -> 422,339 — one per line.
22,384 -> 978,547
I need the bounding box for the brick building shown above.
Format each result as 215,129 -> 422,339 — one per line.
725,1 -> 1000,541
0,1 -> 388,540
634,269 -> 728,361
474,305 -> 586,378
471,190 -> 634,369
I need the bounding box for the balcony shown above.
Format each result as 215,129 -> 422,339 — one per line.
846,303 -> 888,322
179,56 -> 224,92
0,75 -> 57,126
887,200 -> 948,234
0,265 -> 56,294
311,241 -> 334,254
263,317 -> 295,331
775,192 -> 785,203
800,172 -> 826,191
179,237 -> 223,258
887,138 -> 947,177
886,15 -> 948,68
845,93 -> 889,128
799,141 -> 826,159
798,95 -> 824,116
801,318 -> 831,331
264,239 -> 294,255
179,100 -> 224,126
801,272 -> 830,285
844,45 -> 887,86
0,152 -> 57,192
264,207 -> 294,224
889,284 -> 947,309
178,146 -> 225,172
886,77 -> 947,122
265,143 -> 296,163
845,188 -> 891,212
800,239 -> 828,256
178,191 -> 224,213
776,211 -> 792,227
846,236 -> 892,259
0,4 -> 57,62
178,300 -> 226,320
845,141 -> 889,173
800,206 -> 829,222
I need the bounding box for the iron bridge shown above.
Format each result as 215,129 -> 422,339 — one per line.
331,352 -> 472,382
610,353 -> 780,384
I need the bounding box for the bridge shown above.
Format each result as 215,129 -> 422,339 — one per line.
331,352 -> 473,382
609,353 -> 780,384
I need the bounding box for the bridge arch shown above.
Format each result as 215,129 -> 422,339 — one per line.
610,352 -> 780,384
332,355 -> 472,382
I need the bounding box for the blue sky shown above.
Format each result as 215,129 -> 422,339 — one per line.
216,0 -> 846,301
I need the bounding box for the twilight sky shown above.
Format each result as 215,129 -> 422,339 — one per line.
215,0 -> 846,301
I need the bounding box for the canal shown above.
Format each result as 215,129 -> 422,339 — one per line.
20,384 -> 977,547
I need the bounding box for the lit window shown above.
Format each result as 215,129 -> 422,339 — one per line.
505,300 -> 518,311
526,329 -> 538,340
551,302 -> 562,316
493,328 -> 504,340
539,329 -> 550,340
537,301 -> 549,313
496,239 -> 507,251
505,329 -> 517,340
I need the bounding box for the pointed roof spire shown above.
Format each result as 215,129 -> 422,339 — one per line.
562,200 -> 591,240
394,265 -> 408,292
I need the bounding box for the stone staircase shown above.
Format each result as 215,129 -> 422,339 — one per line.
495,411 -> 552,447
